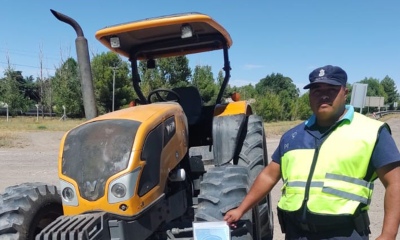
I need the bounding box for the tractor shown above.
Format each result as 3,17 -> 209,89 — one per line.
0,10 -> 273,240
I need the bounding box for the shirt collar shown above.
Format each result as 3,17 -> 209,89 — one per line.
305,105 -> 354,127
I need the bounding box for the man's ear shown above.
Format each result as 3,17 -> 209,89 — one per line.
343,87 -> 349,103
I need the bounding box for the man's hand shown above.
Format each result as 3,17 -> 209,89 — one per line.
375,233 -> 396,240
377,162 -> 400,240
224,208 -> 243,226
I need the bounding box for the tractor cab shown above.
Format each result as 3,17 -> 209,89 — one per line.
95,13 -> 234,147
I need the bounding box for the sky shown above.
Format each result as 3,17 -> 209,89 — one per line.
1,1 -> 399,95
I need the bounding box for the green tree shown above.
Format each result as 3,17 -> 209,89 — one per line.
255,73 -> 299,120
254,91 -> 282,122
279,89 -> 296,120
255,73 -> 299,98
91,52 -> 134,113
192,65 -> 217,105
51,58 -> 84,117
23,75 -> 40,104
296,92 -> 313,120
157,56 -> 191,87
380,76 -> 399,108
137,56 -> 191,99
138,60 -> 165,98
40,77 -> 54,115
237,84 -> 256,100
216,70 -> 235,102
358,77 -> 387,98
345,83 -> 352,104
217,70 -> 224,86
0,67 -> 30,115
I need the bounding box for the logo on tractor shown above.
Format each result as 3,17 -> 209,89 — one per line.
166,121 -> 176,135
86,180 -> 97,193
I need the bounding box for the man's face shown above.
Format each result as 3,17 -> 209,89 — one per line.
309,83 -> 348,124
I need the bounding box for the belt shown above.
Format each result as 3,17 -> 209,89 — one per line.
277,208 -> 370,234
296,220 -> 353,233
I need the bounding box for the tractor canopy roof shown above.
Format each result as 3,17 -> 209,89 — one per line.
95,12 -> 232,60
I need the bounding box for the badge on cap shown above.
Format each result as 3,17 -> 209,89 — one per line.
319,69 -> 325,77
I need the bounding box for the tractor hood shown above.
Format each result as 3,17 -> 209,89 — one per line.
62,119 -> 140,201
59,103 -> 187,202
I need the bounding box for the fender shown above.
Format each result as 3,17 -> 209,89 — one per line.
212,101 -> 252,165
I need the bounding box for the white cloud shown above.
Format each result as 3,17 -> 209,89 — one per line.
243,64 -> 264,70
229,78 -> 257,87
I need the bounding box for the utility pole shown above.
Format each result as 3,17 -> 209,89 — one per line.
111,66 -> 118,112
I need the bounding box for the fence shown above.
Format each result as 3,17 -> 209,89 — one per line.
374,110 -> 400,119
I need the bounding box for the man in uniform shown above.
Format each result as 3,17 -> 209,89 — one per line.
224,65 -> 400,239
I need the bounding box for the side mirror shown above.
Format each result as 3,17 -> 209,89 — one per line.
147,59 -> 156,69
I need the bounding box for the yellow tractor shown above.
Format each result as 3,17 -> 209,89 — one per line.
0,10 -> 273,240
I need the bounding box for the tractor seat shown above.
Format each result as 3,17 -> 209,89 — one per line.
169,86 -> 203,125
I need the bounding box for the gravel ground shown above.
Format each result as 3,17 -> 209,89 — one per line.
0,117 -> 399,239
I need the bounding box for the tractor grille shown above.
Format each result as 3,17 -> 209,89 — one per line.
62,119 -> 140,201
37,212 -> 110,239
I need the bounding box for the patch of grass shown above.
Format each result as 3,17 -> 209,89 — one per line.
0,131 -> 29,148
264,120 -> 303,136
0,116 -> 85,132
0,131 -> 17,148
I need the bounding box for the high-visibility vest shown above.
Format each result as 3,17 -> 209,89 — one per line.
278,112 -> 385,215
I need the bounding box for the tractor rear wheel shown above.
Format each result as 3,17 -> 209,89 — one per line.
237,115 -> 267,181
195,165 -> 260,240
237,115 -> 273,240
0,182 -> 63,240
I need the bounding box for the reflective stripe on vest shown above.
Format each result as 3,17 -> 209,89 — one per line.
278,112 -> 384,215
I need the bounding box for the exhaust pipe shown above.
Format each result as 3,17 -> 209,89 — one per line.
50,9 -> 97,120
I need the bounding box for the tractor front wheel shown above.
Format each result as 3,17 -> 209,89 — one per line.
0,182 -> 63,240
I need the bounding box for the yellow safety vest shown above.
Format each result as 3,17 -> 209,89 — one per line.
278,112 -> 385,215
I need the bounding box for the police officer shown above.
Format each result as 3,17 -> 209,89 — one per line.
224,65 -> 400,239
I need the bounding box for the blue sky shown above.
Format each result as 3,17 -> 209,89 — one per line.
1,1 -> 399,95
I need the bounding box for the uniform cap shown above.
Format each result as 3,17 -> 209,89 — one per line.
304,65 -> 347,89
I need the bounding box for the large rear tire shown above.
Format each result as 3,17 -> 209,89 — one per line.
236,115 -> 273,240
195,165 -> 259,240
0,182 -> 63,240
237,115 -> 266,181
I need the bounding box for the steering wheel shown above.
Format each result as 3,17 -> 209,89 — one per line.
147,88 -> 181,103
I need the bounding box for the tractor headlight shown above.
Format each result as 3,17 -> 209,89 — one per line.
108,167 -> 141,204
111,183 -> 126,198
62,187 -> 75,201
60,180 -> 78,206
181,23 -> 193,38
110,36 -> 120,48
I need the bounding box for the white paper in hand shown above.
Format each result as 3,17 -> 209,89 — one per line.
193,221 -> 230,240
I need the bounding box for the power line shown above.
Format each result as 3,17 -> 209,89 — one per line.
0,61 -> 56,71
0,48 -> 62,61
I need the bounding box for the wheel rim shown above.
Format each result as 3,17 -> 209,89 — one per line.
30,203 -> 63,238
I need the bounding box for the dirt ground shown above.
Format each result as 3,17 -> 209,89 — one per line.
0,117 -> 399,239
